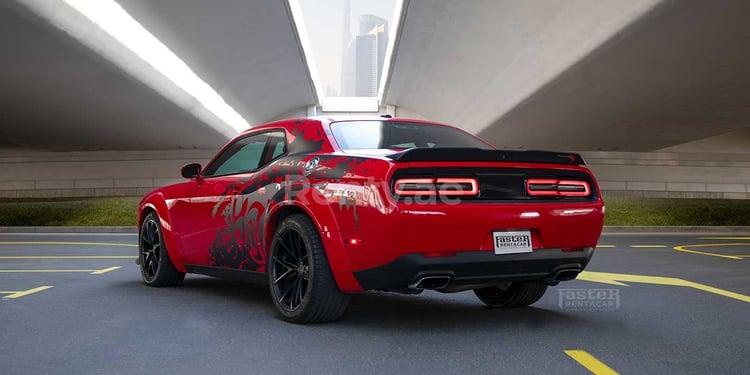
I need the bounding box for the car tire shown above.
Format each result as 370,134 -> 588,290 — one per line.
473,281 -> 548,307
269,214 -> 349,323
139,211 -> 185,287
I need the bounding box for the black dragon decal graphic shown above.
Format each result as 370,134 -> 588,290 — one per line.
204,121 -> 376,272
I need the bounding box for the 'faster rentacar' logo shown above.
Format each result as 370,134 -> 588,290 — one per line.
558,289 -> 620,311
495,235 -> 530,248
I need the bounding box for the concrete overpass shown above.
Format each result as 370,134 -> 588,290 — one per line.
1,0 -> 750,199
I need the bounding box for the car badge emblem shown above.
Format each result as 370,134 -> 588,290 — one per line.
303,157 -> 319,176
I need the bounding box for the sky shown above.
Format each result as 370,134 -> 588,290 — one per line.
298,0 -> 398,96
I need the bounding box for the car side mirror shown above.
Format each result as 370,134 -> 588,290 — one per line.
181,163 -> 202,179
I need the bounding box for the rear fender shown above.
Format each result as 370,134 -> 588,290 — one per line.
265,187 -> 364,292
138,195 -> 187,273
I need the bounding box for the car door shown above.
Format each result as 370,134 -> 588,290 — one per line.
171,130 -> 287,268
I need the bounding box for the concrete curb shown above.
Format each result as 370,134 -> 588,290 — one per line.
1,226 -> 750,234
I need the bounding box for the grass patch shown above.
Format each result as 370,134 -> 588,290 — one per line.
603,197 -> 750,226
0,196 -> 748,226
0,197 -> 140,226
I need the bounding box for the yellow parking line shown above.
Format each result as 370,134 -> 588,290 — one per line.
564,350 -> 619,374
0,270 -> 97,273
2,286 -> 53,299
579,271 -> 750,303
0,241 -> 136,247
575,272 -> 629,286
673,243 -> 747,260
629,245 -> 667,248
0,266 -> 122,274
91,266 -> 121,274
687,282 -> 750,303
596,245 -> 616,248
0,256 -> 136,259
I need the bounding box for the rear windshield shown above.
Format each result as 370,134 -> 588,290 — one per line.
329,121 -> 492,150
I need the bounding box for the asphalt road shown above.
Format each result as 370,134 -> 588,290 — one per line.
0,233 -> 748,375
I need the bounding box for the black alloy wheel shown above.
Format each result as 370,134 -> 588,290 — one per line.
138,212 -> 185,287
269,214 -> 349,323
271,227 -> 310,311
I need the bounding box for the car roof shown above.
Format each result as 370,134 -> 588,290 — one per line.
236,116 -> 464,140
312,115 -> 452,126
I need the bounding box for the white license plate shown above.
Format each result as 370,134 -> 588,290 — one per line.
493,231 -> 533,255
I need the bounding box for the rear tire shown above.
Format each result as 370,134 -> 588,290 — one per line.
473,281 -> 548,307
139,212 -> 185,287
269,214 -> 349,323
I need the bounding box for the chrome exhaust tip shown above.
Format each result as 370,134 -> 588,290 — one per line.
408,275 -> 452,290
552,268 -> 581,282
555,269 -> 580,281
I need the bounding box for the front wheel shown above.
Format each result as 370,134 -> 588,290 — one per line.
473,281 -> 548,307
139,212 -> 185,287
269,214 -> 349,323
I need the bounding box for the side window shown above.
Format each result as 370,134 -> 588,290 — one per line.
202,131 -> 286,177
271,139 -> 286,159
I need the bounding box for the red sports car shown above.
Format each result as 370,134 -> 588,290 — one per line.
137,116 -> 604,323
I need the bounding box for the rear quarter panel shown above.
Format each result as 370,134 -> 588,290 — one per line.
138,187 -> 188,272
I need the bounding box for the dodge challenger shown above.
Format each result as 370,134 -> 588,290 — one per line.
137,116 -> 605,323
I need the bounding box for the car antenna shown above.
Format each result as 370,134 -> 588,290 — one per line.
380,114 -> 392,118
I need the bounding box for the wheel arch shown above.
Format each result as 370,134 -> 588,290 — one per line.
265,195 -> 362,292
138,195 -> 187,273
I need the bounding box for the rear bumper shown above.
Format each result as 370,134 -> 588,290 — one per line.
342,201 -> 604,272
352,247 -> 594,291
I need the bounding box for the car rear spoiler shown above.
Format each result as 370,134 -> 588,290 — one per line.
386,148 -> 586,165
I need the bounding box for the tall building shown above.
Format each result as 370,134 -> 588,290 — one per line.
354,17 -> 387,97
339,9 -> 388,97
340,38 -> 356,97
339,0 -> 355,97
355,33 -> 377,97
358,14 -> 386,36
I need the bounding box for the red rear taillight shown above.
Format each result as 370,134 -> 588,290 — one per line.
436,178 -> 479,196
526,179 -> 590,197
394,178 -> 479,197
394,178 -> 438,196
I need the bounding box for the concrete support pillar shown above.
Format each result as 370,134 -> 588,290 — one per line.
305,105 -> 318,117
385,104 -> 396,117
